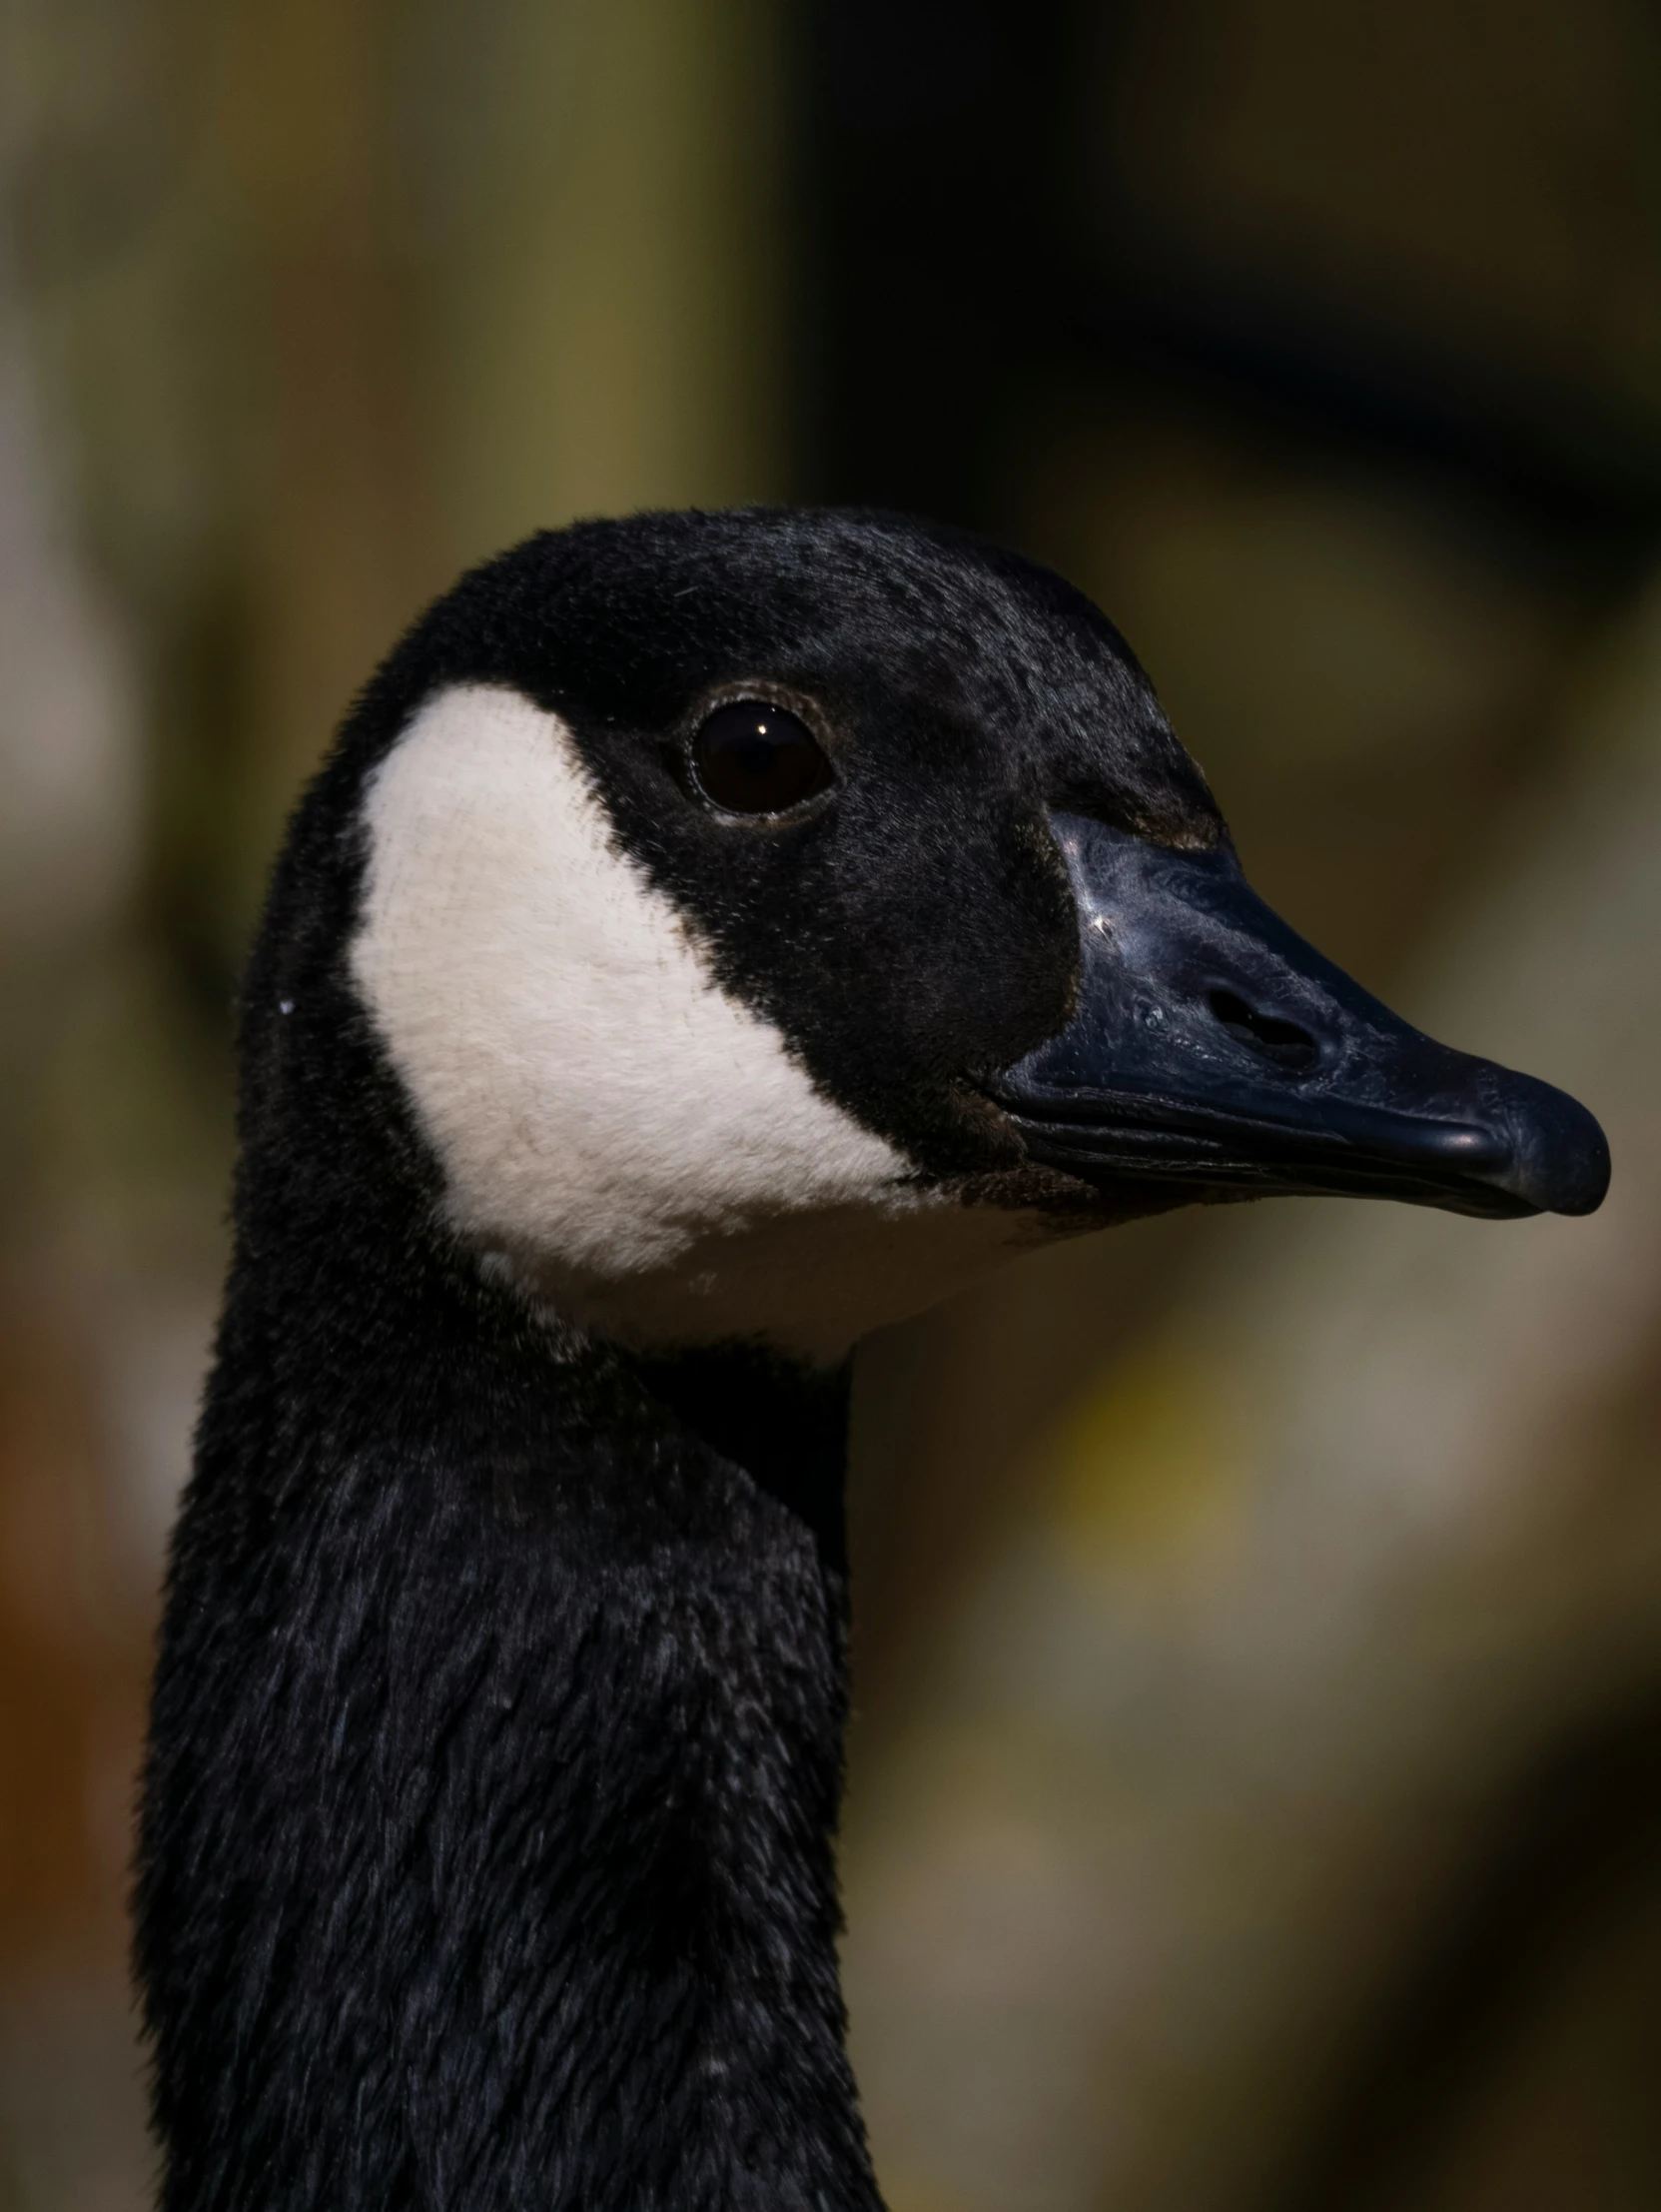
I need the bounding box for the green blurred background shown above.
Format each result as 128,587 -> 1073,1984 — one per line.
4,3 -> 1661,2206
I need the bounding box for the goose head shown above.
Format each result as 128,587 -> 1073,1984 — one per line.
277,508 -> 1607,1365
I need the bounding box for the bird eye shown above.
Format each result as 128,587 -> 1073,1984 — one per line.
689,700 -> 833,815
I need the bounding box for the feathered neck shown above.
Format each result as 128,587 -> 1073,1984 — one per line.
137,1151 -> 882,2210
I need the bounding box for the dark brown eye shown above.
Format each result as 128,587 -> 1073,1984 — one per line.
689,700 -> 833,815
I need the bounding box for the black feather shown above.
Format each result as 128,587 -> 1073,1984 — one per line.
136,508 -> 1215,2210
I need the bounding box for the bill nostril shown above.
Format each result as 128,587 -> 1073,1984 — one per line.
1208,987 -> 1320,1074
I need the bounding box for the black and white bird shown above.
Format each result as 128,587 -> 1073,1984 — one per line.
136,509 -> 1608,2212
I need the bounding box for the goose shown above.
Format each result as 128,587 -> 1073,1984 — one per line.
136,507 -> 1608,2212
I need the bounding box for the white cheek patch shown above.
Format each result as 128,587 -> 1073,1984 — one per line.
351,684 -> 1043,1359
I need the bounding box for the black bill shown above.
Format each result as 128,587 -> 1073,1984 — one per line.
989,814 -> 1610,1220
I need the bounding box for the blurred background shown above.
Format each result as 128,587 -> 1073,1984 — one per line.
2,2 -> 1660,2206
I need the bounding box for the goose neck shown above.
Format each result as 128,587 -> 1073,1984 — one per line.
139,1260 -> 882,2211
